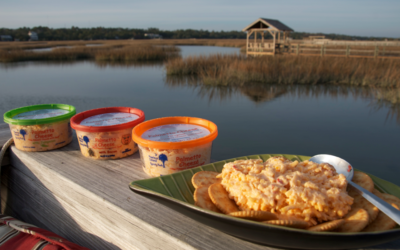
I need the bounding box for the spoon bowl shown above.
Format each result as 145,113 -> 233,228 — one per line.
309,154 -> 400,226
308,154 -> 354,181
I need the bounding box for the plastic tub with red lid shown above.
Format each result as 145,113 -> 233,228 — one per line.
132,117 -> 218,177
71,107 -> 145,160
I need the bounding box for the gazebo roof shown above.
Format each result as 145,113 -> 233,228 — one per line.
242,18 -> 293,32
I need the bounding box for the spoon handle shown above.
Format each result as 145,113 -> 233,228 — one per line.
349,181 -> 400,225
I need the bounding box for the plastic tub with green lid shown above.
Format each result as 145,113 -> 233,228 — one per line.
3,104 -> 76,152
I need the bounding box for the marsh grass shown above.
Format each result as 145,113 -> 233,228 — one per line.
0,39 -> 246,50
165,54 -> 400,87
0,43 -> 179,63
94,45 -> 179,62
0,39 -> 245,63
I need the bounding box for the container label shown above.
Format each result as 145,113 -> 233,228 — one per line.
13,109 -> 69,120
141,124 -> 210,142
80,112 -> 139,127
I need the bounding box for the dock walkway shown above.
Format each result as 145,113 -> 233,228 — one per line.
0,123 -> 399,250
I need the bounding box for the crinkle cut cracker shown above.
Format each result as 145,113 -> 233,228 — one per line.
362,189 -> 400,232
263,220 -> 309,229
194,186 -> 221,213
307,219 -> 345,232
348,171 -> 374,197
229,211 -> 277,221
336,208 -> 369,232
362,203 -> 399,232
192,171 -> 221,188
380,193 -> 400,209
208,183 -> 239,214
351,194 -> 379,223
276,214 -> 314,227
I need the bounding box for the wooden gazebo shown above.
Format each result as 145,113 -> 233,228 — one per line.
242,18 -> 293,56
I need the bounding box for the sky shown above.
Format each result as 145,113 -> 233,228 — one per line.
1,0 -> 400,37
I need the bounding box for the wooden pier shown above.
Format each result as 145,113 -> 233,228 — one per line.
245,39 -> 400,59
1,123 -> 400,249
242,18 -> 400,59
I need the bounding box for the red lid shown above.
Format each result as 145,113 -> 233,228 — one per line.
71,107 -> 145,133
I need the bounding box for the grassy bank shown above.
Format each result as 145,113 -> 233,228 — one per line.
0,39 -> 245,63
0,39 -> 246,50
0,43 -> 179,63
165,54 -> 400,87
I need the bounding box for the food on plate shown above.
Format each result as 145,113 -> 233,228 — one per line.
190,157 -> 400,233
71,107 -> 145,160
218,157 -> 353,225
307,219 -> 345,232
263,220 -> 309,229
4,104 -> 76,152
194,186 -> 221,213
229,211 -> 277,221
208,183 -> 239,214
192,171 -> 221,188
336,208 -> 369,232
132,117 -> 218,177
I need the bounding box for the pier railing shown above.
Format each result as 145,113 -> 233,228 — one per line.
289,43 -> 400,59
247,40 -> 400,59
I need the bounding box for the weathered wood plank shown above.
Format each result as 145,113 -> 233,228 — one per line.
4,133 -> 275,250
1,164 -> 186,250
0,154 -> 10,167
0,124 -> 11,167
0,123 -> 11,148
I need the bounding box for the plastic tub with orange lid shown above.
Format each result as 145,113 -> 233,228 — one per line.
71,107 -> 145,160
132,117 -> 218,177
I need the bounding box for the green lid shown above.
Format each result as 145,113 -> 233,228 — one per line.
4,104 -> 76,126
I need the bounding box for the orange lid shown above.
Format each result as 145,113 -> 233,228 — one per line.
132,117 -> 218,149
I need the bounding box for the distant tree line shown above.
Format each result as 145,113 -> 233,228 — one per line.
0,26 -> 397,41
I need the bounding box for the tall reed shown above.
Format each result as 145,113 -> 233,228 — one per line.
165,54 -> 400,87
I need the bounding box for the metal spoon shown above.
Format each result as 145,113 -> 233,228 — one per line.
308,154 -> 400,225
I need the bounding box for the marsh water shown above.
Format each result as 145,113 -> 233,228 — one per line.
1,46 -> 399,184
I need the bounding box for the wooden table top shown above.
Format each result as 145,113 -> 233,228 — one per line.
0,123 -> 399,250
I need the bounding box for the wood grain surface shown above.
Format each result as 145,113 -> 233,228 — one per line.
1,125 -> 399,250
0,123 -> 11,147
0,123 -> 11,167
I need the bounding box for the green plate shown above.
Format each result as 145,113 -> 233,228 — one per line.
129,154 -> 400,249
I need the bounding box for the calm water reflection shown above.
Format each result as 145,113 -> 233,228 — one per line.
1,47 -> 399,185
178,45 -> 240,58
28,46 -> 73,52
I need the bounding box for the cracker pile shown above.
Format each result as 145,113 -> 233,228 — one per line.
191,157 -> 400,232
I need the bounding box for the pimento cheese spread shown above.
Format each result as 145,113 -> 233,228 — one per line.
218,157 -> 353,225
